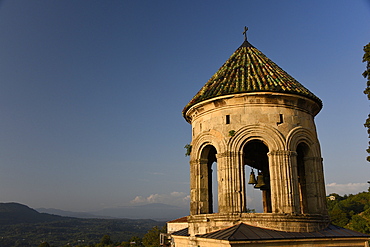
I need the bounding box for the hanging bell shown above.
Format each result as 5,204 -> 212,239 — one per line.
248,170 -> 257,184
254,172 -> 266,188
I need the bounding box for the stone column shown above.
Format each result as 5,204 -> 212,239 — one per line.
268,150 -> 300,214
217,151 -> 243,213
189,159 -> 199,215
316,157 -> 328,215
189,158 -> 211,215
304,156 -> 327,214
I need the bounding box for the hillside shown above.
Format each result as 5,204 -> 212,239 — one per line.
327,190 -> 370,234
91,203 -> 189,220
0,202 -> 65,224
36,207 -> 111,219
37,203 -> 189,221
0,202 -> 165,247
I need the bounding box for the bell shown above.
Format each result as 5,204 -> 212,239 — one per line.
248,170 -> 257,184
254,173 -> 266,188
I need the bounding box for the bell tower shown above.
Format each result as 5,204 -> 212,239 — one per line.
165,28 -> 369,247
182,30 -> 329,234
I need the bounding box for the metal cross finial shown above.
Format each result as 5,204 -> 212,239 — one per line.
243,26 -> 248,41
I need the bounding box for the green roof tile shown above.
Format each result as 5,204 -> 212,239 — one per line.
183,40 -> 322,115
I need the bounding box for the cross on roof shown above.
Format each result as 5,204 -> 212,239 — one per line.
243,26 -> 248,41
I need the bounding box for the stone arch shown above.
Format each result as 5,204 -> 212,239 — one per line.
189,131 -> 226,214
286,126 -> 320,157
229,124 -> 285,152
296,142 -> 309,213
191,131 -> 226,160
243,140 -> 271,213
286,126 -> 325,214
198,144 -> 218,213
228,124 -> 285,213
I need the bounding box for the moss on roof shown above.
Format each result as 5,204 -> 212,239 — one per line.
183,40 -> 322,116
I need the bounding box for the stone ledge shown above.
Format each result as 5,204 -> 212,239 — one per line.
188,213 -> 330,235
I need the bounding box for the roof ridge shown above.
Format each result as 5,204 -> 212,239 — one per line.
167,216 -> 188,223
227,223 -> 244,240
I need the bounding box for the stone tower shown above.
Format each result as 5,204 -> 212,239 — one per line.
182,36 -> 329,234
165,32 -> 369,247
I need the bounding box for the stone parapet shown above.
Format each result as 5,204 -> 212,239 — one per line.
187,213 -> 330,235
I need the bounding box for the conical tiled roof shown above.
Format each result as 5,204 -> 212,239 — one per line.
183,40 -> 322,116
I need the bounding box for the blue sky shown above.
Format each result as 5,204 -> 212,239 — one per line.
0,0 -> 369,212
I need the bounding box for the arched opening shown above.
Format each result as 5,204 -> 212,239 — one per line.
243,140 -> 271,213
297,142 -> 309,214
200,145 -> 218,213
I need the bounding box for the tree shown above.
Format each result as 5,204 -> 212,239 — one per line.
129,236 -> 143,246
142,226 -> 166,247
348,211 -> 370,234
363,42 -> 370,162
96,234 -> 113,247
329,204 -> 349,227
327,191 -> 370,233
38,242 -> 50,247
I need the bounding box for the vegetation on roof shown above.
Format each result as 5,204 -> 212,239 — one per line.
183,41 -> 322,115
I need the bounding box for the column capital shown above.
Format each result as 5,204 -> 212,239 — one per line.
190,158 -> 207,166
216,151 -> 241,159
304,157 -> 323,162
268,150 -> 297,157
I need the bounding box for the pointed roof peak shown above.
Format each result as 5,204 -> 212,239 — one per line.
183,36 -> 322,116
242,26 -> 249,41
241,26 -> 253,48
239,39 -> 254,48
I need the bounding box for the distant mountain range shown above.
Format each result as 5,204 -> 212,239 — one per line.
36,207 -> 112,219
0,202 -> 167,247
0,201 -> 188,223
37,203 -> 189,221
0,202 -> 65,224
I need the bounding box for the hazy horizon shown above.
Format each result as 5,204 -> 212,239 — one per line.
0,0 -> 369,213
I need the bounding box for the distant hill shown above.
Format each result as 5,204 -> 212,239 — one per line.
0,202 -> 165,247
327,191 -> 370,234
91,203 -> 189,221
36,207 -> 113,219
37,203 -> 188,221
0,202 -> 65,224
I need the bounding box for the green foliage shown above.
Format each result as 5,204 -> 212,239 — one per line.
363,42 -> 370,162
246,208 -> 256,213
363,42 -> 370,97
228,130 -> 236,137
142,225 -> 166,247
184,144 -> 192,156
0,217 -> 165,247
327,191 -> 370,234
329,204 -> 349,227
120,236 -> 143,247
38,242 -> 51,247
96,234 -> 113,247
348,209 -> 370,233
0,202 -> 167,246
